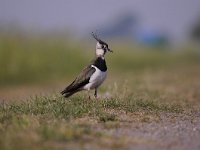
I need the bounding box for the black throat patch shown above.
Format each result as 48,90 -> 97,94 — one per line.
93,57 -> 107,72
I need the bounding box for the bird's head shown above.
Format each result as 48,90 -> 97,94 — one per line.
92,32 -> 113,57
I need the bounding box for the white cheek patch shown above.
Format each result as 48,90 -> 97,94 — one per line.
96,49 -> 104,56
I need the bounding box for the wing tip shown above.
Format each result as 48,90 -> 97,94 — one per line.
60,90 -> 65,95
60,89 -> 78,98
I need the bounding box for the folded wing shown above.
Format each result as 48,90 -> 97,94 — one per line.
61,65 -> 96,97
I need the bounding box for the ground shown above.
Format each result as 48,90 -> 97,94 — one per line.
0,64 -> 200,150
0,33 -> 200,149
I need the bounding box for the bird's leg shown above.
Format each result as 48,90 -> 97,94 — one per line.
94,88 -> 97,98
87,90 -> 91,100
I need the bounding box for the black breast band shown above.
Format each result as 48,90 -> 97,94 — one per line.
93,57 -> 107,72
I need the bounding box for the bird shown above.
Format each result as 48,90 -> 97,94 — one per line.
61,32 -> 113,98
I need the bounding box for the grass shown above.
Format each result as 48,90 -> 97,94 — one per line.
0,93 -> 187,150
0,30 -> 200,150
0,87 -> 186,122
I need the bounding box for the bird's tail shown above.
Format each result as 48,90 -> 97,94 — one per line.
60,89 -> 79,98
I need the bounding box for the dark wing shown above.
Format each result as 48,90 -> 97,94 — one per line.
61,65 -> 95,97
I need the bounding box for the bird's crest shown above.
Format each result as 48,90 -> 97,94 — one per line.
92,31 -> 108,46
92,32 -> 101,42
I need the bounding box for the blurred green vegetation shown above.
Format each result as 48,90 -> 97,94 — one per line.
0,31 -> 199,86
0,32 -> 91,86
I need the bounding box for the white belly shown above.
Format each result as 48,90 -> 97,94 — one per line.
83,65 -> 107,90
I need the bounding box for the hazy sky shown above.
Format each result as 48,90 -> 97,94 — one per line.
0,0 -> 200,41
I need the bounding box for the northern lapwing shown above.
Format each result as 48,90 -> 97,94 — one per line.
61,32 -> 113,98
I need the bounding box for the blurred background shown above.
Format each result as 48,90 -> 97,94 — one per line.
0,0 -> 200,100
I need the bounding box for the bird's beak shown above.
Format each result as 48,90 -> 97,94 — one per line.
108,48 -> 113,53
